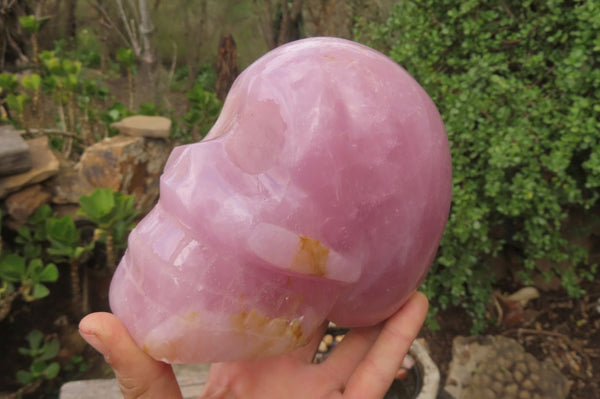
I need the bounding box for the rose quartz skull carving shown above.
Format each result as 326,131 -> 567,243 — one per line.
109,37 -> 452,363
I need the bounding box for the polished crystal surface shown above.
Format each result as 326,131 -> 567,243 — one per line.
109,37 -> 452,363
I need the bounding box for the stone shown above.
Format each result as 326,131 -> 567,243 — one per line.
0,125 -> 31,176
0,136 -> 60,198
5,184 -> 51,223
59,363 -> 210,399
76,136 -> 171,212
445,336 -> 569,399
409,339 -> 440,399
110,115 -> 171,138
49,153 -> 95,205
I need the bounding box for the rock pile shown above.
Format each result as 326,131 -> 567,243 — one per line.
0,116 -> 172,224
0,125 -> 31,177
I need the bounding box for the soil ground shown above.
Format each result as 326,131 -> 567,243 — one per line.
423,278 -> 600,399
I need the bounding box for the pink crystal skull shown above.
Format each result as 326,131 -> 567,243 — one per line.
109,37 -> 452,363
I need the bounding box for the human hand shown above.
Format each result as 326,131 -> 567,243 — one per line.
79,291 -> 428,399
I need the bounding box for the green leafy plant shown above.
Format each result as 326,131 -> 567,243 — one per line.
16,330 -> 60,389
194,64 -> 218,92
177,82 -> 222,141
5,93 -> 31,127
41,51 -> 83,133
0,254 -> 59,321
361,0 -> 600,332
75,28 -> 103,68
19,15 -> 47,70
46,215 -> 94,313
21,73 -> 42,112
0,255 -> 58,301
18,15 -> 42,35
63,355 -> 89,380
100,102 -> 132,136
15,204 -> 55,259
139,101 -> 159,116
0,73 -> 19,123
0,72 -> 19,96
78,188 -> 138,272
77,79 -> 110,143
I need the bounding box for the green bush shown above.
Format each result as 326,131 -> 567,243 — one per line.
16,330 -> 60,386
360,0 -> 600,332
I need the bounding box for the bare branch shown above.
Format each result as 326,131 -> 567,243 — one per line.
18,128 -> 79,138
137,0 -> 155,63
115,0 -> 140,54
167,40 -> 177,90
126,0 -> 141,25
92,1 -> 130,47
253,0 -> 276,49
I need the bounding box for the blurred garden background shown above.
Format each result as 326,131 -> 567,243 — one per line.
0,0 -> 598,398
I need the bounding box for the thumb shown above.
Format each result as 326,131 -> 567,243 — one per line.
79,312 -> 183,399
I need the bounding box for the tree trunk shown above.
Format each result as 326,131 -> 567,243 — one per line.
94,0 -> 110,71
137,0 -> 155,64
276,0 -> 304,47
183,0 -> 207,89
252,0 -> 277,49
65,0 -> 78,43
70,259 -> 82,315
0,0 -> 31,69
216,34 -> 238,101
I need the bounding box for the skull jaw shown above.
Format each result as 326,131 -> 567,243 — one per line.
109,202 -> 342,363
138,308 -> 317,363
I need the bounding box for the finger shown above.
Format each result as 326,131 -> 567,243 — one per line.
319,322 -> 382,384
79,312 -> 183,399
323,293 -> 425,383
288,320 -> 328,363
343,292 -> 428,399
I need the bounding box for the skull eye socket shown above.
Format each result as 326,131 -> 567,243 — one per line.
225,99 -> 287,174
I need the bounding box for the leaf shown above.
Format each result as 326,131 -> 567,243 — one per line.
46,245 -> 73,258
17,347 -> 31,356
46,216 -> 79,247
39,339 -> 60,361
44,362 -> 60,379
38,263 -> 59,282
0,254 -> 27,282
16,226 -> 33,242
23,243 -> 43,259
116,48 -> 135,67
21,74 -> 41,91
78,188 -> 116,225
29,204 -> 54,226
0,73 -> 19,92
42,56 -> 61,75
74,246 -> 88,259
18,15 -> 40,34
32,284 -> 50,299
27,258 -> 43,275
31,360 -> 47,375
16,370 -> 33,385
5,93 -> 30,114
25,330 -> 44,352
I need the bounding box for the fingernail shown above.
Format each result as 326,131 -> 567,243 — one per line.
79,330 -> 110,361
